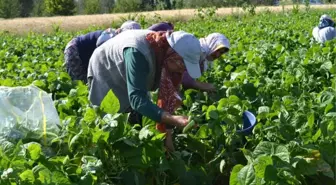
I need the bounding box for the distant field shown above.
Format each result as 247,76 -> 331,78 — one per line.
1,4 -> 336,35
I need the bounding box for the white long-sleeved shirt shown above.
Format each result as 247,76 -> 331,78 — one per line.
312,26 -> 336,43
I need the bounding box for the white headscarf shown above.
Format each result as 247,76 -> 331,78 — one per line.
199,33 -> 230,71
320,14 -> 333,22
318,14 -> 335,29
120,20 -> 141,31
96,21 -> 141,47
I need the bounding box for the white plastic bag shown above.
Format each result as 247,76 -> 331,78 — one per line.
0,85 -> 60,140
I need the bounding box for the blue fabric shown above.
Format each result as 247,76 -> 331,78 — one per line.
76,30 -> 103,68
318,18 -> 335,29
96,28 -> 117,47
148,22 -> 174,32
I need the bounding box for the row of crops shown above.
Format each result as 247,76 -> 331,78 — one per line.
0,9 -> 335,185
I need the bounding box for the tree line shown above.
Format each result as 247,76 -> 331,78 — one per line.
0,0 -> 335,19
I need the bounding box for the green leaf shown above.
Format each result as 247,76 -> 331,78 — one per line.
241,148 -> 255,164
51,171 -> 71,185
317,159 -> 335,179
253,156 -> 273,178
307,112 -> 314,129
225,64 -> 233,72
183,94 -> 193,107
238,164 -> 256,185
84,108 -> 97,123
257,106 -> 269,119
27,143 -> 42,161
2,78 -> 14,86
69,130 -> 83,150
20,170 -> 35,183
330,65 -> 336,74
92,127 -> 109,143
254,141 -> 290,163
196,125 -> 210,139
139,126 -> 153,140
229,95 -> 240,105
327,121 -> 335,137
81,156 -> 102,174
320,91 -> 334,107
217,98 -> 228,111
206,105 -> 218,120
320,61 -> 333,71
312,129 -> 321,142
151,133 -> 166,141
47,71 -> 57,82
324,103 -> 334,114
142,116 -> 155,127
230,164 -> 244,185
326,112 -> 336,117
264,165 -> 278,182
100,90 -> 120,114
38,169 -> 52,184
32,80 -> 46,89
274,145 -> 290,163
59,71 -> 70,81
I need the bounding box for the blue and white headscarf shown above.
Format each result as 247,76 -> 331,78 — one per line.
96,20 -> 141,47
318,14 -> 335,29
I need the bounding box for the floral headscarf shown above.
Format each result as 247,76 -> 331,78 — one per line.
199,33 -> 230,71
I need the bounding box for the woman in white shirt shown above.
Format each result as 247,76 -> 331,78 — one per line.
312,14 -> 336,43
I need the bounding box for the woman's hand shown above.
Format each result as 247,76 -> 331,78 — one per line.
161,112 -> 188,128
195,81 -> 216,92
171,115 -> 189,128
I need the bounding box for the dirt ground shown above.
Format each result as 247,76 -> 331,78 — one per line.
1,4 -> 335,35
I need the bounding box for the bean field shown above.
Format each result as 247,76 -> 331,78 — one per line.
0,9 -> 335,185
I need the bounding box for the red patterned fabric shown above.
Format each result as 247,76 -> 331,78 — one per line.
146,31 -> 184,132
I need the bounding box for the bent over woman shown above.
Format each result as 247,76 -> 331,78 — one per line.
88,30 -> 202,151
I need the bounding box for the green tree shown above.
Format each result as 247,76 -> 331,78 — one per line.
19,0 -> 34,17
45,0 -> 76,15
171,0 -> 184,9
31,0 -> 46,16
155,0 -> 172,10
113,0 -> 141,13
84,0 -> 101,14
0,0 -> 21,18
100,0 -> 115,13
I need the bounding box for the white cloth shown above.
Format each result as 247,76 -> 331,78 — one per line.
96,21 -> 141,47
120,20 -> 141,31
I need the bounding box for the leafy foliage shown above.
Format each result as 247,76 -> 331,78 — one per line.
45,0 -> 76,16
0,0 -> 21,18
